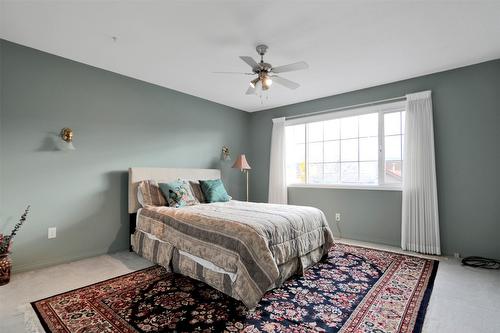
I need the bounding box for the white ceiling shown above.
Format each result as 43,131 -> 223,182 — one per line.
1,1 -> 500,112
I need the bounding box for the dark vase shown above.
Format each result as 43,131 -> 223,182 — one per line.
0,254 -> 12,286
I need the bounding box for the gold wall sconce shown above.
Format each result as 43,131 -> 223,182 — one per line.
221,146 -> 231,161
59,127 -> 75,150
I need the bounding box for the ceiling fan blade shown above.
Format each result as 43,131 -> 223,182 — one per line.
212,71 -> 254,75
239,56 -> 259,69
271,61 -> 309,73
246,86 -> 256,95
271,76 -> 300,90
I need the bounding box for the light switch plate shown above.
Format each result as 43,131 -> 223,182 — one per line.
48,227 -> 57,239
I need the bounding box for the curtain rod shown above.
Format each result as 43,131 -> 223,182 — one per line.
285,95 -> 407,121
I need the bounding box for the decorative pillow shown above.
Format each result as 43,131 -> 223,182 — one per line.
159,179 -> 200,208
189,181 -> 206,203
138,180 -> 167,207
137,186 -> 145,207
199,179 -> 231,203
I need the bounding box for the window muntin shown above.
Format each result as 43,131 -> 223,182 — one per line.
285,103 -> 405,187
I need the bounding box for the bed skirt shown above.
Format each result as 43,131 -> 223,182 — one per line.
131,229 -> 326,307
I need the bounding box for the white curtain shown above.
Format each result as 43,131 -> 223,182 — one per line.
268,117 -> 287,204
401,91 -> 441,255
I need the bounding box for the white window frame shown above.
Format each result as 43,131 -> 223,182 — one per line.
286,101 -> 406,190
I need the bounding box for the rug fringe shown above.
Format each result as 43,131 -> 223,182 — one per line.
21,303 -> 45,333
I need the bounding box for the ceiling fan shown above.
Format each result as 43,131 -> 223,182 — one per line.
214,44 -> 309,95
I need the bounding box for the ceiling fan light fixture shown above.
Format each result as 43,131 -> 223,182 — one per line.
263,76 -> 273,88
255,80 -> 262,91
250,77 -> 259,88
258,72 -> 272,90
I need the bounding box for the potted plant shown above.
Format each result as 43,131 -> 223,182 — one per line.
0,206 -> 30,286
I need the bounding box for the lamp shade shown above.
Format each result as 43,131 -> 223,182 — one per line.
232,154 -> 251,170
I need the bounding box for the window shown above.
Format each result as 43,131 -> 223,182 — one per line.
285,102 -> 406,188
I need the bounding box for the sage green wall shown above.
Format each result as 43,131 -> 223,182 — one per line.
289,188 -> 402,247
0,40 -> 250,272
248,59 -> 500,259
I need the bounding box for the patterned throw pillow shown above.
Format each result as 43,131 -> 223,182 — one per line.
138,180 -> 167,207
189,181 -> 206,203
159,179 -> 200,208
199,179 -> 231,203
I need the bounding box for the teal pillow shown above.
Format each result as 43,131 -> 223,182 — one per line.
159,179 -> 199,208
199,179 -> 231,203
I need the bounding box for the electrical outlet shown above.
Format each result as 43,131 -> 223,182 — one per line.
48,227 -> 57,239
454,252 -> 460,259
335,213 -> 341,222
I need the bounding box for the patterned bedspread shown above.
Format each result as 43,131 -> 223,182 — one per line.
134,200 -> 334,308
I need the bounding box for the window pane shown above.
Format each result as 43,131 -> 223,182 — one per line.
324,163 -> 340,184
359,161 -> 378,183
385,160 -> 402,184
286,143 -> 305,184
359,137 -> 378,161
308,142 -> 323,163
341,139 -> 358,161
384,112 -> 401,135
307,122 -> 323,142
286,124 -> 305,144
385,135 -> 401,160
340,116 -> 358,139
359,113 -> 378,137
341,162 -> 358,183
324,119 -> 340,140
308,163 -> 323,184
324,140 -> 340,162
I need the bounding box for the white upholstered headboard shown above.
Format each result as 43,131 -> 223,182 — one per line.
128,167 -> 221,213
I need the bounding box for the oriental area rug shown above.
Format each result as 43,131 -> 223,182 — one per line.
31,244 -> 438,333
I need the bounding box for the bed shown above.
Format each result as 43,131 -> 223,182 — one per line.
128,167 -> 334,308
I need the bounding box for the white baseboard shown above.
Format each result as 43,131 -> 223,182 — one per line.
337,237 -> 445,261
11,247 -> 123,273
